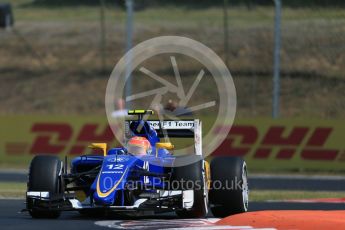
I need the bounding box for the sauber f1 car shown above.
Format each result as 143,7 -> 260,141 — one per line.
25,110 -> 249,218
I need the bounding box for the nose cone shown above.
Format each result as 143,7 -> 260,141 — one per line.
93,167 -> 129,205
92,155 -> 134,205
93,189 -> 116,205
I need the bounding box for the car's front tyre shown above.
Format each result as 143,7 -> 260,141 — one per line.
172,158 -> 209,218
27,155 -> 64,218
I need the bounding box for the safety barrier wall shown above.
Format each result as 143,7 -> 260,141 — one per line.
0,116 -> 344,171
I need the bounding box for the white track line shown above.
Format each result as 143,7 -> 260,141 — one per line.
94,219 -> 277,230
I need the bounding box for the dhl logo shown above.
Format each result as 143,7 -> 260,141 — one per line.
5,122 -> 344,162
212,125 -> 342,161
28,123 -> 117,155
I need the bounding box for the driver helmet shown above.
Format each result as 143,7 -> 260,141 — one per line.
127,136 -> 151,156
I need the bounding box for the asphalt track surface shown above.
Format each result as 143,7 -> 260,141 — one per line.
1,199 -> 345,230
2,171 -> 345,191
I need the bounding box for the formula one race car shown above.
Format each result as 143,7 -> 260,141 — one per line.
25,110 -> 248,218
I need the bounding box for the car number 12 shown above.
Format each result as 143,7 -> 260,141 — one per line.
106,164 -> 124,170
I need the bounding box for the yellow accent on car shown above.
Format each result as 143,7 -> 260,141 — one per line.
96,167 -> 129,198
204,161 -> 211,190
128,109 -> 154,115
155,142 -> 174,157
75,190 -> 87,202
156,142 -> 174,150
88,143 -> 107,156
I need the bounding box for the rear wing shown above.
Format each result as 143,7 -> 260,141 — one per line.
125,119 -> 202,156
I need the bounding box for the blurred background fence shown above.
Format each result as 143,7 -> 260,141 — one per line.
0,0 -> 344,118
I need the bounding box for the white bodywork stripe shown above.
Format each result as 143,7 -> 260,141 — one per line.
26,191 -> 50,198
182,190 -> 194,209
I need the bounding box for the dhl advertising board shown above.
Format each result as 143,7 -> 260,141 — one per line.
0,116 -> 344,171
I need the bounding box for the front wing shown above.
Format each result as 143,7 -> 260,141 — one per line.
25,190 -> 194,213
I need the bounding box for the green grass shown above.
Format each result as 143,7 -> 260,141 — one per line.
0,2 -> 344,114
0,182 -> 26,198
250,190 -> 345,202
1,0 -> 344,25
12,7 -> 345,29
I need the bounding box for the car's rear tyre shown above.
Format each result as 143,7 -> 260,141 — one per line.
27,155 -> 64,219
209,156 -> 248,217
173,157 -> 208,218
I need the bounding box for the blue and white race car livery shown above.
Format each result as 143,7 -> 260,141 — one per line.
25,110 -> 249,219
